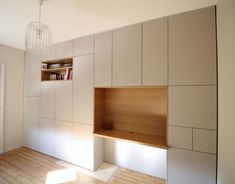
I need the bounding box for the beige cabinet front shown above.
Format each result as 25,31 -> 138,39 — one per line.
24,52 -> 41,96
169,7 -> 216,85
73,55 -> 94,124
74,35 -> 94,56
113,24 -> 142,86
55,81 -> 73,121
23,97 -> 40,151
143,18 -> 168,86
54,120 -> 72,162
56,40 -> 74,59
40,81 -> 55,119
71,123 -> 94,170
39,118 -> 54,156
94,31 -> 112,87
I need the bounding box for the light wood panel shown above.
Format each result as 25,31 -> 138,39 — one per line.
0,147 -> 165,184
94,130 -> 167,149
94,87 -> 168,148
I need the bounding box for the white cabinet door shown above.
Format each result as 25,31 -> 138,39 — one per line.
55,81 -> 73,121
71,123 -> 94,170
169,7 -> 216,85
43,44 -> 57,61
74,35 -> 94,56
94,31 -> 112,87
24,52 -> 41,96
168,148 -> 216,184
40,81 -> 55,119
169,86 -> 217,130
57,40 -> 74,59
54,120 -> 72,162
23,97 -> 40,151
143,18 -> 168,86
39,118 -> 54,156
73,55 -> 94,124
113,24 -> 141,86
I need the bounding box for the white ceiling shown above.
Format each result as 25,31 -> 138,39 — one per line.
0,0 -> 217,50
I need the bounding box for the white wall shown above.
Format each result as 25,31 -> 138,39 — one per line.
217,0 -> 235,183
104,139 -> 167,179
0,44 -> 24,151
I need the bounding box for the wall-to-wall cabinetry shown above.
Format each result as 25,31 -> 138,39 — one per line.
24,6 -> 217,183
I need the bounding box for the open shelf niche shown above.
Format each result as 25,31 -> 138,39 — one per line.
41,58 -> 73,81
94,87 -> 168,149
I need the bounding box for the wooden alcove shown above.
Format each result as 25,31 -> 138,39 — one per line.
94,87 -> 168,149
41,58 -> 73,81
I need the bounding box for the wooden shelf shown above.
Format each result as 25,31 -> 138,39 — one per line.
42,66 -> 72,72
94,129 -> 168,149
41,58 -> 73,81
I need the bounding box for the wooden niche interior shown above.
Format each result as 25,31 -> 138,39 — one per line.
94,87 -> 168,149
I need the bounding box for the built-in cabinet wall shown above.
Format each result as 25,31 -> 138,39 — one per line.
24,36 -> 101,171
24,6 -> 217,183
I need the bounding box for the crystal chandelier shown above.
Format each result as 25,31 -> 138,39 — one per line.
25,0 -> 52,56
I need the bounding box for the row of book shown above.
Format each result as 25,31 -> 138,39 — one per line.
49,68 -> 73,80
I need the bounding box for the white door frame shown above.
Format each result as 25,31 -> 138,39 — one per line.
0,63 -> 4,153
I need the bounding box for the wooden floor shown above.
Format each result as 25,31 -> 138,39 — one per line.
0,147 -> 165,184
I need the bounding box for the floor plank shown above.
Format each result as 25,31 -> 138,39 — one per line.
0,147 -> 165,184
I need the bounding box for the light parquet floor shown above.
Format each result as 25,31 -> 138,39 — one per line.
0,147 -> 165,184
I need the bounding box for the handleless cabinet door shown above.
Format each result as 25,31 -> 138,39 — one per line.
71,123 -> 94,170
39,118 -> 54,156
169,7 -> 216,85
42,44 -> 57,61
40,81 -> 55,119
94,31 -> 112,87
73,55 -> 94,124
24,52 -> 41,96
23,97 -> 40,151
57,40 -> 74,59
74,35 -> 94,56
143,18 -> 168,86
54,120 -> 72,162
55,81 -> 73,121
113,24 -> 141,86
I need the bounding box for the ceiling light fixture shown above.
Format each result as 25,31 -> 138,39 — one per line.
25,0 -> 52,56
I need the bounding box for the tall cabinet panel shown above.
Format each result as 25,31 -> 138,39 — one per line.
40,81 -> 55,119
23,97 -> 40,151
24,52 -> 41,96
143,18 -> 168,86
73,55 -> 94,124
169,6 -> 216,85
54,120 -> 72,162
71,123 -> 94,170
56,40 -> 74,59
113,24 -> 142,86
74,35 -> 94,56
39,118 -> 54,156
55,81 -> 73,121
94,31 -> 112,87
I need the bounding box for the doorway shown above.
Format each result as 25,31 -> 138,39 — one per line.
0,63 -> 4,153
